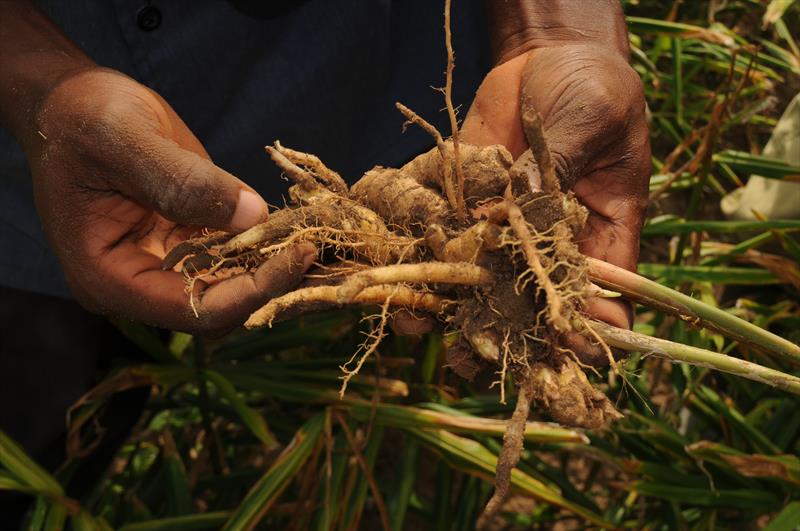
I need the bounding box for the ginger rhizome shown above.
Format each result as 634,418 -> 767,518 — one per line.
164,96 -> 624,525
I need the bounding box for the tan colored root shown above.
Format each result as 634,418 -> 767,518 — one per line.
163,231 -> 229,271
350,167 -> 451,232
216,199 -> 409,264
529,357 -> 621,429
440,222 -> 503,263
395,102 -> 460,215
579,316 -> 620,375
245,284 -> 448,329
336,262 -> 494,304
339,289 -> 396,397
399,143 -> 512,208
272,141 -> 348,194
521,104 -> 560,194
477,374 -> 534,530
426,222 -> 502,263
266,145 -> 319,192
503,199 -> 571,332
443,0 -> 466,222
255,224 -> 420,268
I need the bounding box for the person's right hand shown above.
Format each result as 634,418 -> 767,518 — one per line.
27,68 -> 316,335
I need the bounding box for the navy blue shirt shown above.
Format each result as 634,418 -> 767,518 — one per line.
0,0 -> 490,297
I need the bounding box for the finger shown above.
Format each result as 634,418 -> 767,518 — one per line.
197,242 -> 317,331
77,243 -> 316,335
573,175 -> 648,272
114,135 -> 268,232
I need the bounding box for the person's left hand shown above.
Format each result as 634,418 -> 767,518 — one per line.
461,44 -> 650,363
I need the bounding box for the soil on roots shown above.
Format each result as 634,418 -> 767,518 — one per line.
164,120 -> 617,530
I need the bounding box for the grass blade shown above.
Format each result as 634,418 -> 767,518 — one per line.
764,501 -> 800,531
643,218 -> 800,236
713,150 -> 800,180
638,263 -> 779,285
628,481 -> 780,509
43,503 -> 68,531
625,17 -> 735,46
409,428 -> 611,527
346,401 -> 587,444
222,414 -> 325,530
204,369 -> 278,450
118,512 -> 230,531
387,438 -> 418,531
0,431 -> 62,496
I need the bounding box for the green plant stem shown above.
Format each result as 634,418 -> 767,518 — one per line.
586,320 -> 800,394
194,339 -> 226,475
586,257 -> 800,363
345,401 -> 587,444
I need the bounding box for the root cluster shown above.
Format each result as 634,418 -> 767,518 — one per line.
164,102 -> 620,525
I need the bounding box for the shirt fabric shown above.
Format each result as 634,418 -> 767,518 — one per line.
0,0 -> 490,298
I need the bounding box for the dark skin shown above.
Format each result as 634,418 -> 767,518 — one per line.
0,1 -> 649,345
460,0 -> 650,361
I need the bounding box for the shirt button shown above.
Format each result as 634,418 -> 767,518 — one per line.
137,5 -> 162,31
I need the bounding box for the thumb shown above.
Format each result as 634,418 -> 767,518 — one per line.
120,136 -> 268,231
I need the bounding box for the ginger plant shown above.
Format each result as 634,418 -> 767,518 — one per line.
162,2 -> 800,521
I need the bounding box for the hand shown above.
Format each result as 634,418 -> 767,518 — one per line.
461,45 -> 650,361
27,68 -> 316,335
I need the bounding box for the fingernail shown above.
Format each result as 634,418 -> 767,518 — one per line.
231,190 -> 267,231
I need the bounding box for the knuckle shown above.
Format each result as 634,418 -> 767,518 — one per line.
561,49 -> 646,133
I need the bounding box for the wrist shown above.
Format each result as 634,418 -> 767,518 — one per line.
0,1 -> 95,151
484,0 -> 630,65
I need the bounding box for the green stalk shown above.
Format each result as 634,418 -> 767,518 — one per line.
586,257 -> 800,363
345,401 -> 587,444
586,320 -> 800,395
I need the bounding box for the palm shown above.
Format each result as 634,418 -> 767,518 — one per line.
32,68 -> 313,334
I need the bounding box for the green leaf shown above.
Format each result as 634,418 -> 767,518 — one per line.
312,431 -> 348,531
643,219 -> 800,236
626,17 -> 735,46
338,424 -> 384,530
222,414 -> 325,530
70,510 -> 113,531
409,428 -> 611,527
28,496 -> 48,531
212,367 -> 341,404
763,0 -> 797,27
764,501 -> 800,531
687,441 -> 800,485
0,470 -> 27,492
0,431 -> 62,496
638,263 -> 779,285
203,369 -> 278,450
161,436 -> 193,516
43,503 -> 68,531
713,150 -> 800,180
628,481 -> 780,509
118,512 -> 230,531
387,438 -> 418,531
346,401 -> 587,444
